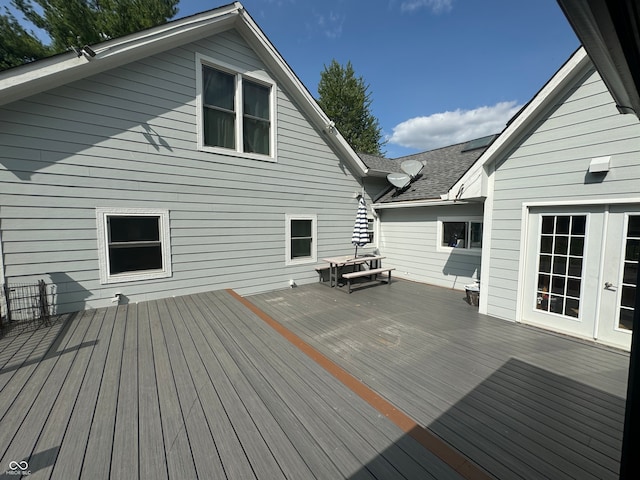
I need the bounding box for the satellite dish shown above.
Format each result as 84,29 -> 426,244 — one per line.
387,172 -> 410,189
401,159 -> 423,178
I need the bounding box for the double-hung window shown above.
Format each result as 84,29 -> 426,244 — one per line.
197,55 -> 275,159
285,214 -> 317,265
96,208 -> 172,284
438,217 -> 483,252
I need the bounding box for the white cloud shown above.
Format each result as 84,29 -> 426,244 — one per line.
400,0 -> 454,14
313,10 -> 346,39
388,101 -> 522,151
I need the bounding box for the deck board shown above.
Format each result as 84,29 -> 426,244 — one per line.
0,279 -> 629,479
250,280 -> 630,480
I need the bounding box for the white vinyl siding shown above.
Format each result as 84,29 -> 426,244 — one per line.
486,66 -> 640,321
378,204 -> 482,290
0,29 -> 364,313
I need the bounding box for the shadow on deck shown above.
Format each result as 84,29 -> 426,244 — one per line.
0,279 -> 629,479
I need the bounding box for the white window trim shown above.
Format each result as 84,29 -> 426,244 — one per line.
96,207 -> 172,284
436,216 -> 483,255
195,53 -> 277,162
285,214 -> 317,266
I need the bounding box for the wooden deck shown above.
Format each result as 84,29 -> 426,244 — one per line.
0,279 -> 629,479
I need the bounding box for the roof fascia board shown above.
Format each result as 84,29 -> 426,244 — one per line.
234,8 -> 369,177
446,47 -> 591,200
372,199 -> 471,210
0,3 -> 241,107
558,0 -> 640,117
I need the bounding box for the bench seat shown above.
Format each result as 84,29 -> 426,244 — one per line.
314,264 -> 331,282
341,267 -> 395,293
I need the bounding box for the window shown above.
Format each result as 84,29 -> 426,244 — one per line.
619,215 -> 640,330
535,215 -> 585,318
438,217 -> 482,251
285,214 -> 317,265
96,208 -> 172,284
367,217 -> 375,244
197,55 -> 275,159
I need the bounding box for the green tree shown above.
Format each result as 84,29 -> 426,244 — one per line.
1,0 -> 179,70
0,11 -> 49,70
317,59 -> 385,155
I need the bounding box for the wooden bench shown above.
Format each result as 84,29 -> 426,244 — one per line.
341,267 -> 395,293
314,264 -> 331,282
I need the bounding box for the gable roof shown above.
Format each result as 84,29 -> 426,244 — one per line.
445,47 -> 592,201
558,0 -> 640,118
360,137 -> 494,204
0,1 -> 368,176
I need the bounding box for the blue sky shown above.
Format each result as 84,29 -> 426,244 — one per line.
4,0 -> 580,158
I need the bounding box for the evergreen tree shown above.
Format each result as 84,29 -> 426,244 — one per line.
0,11 -> 49,70
1,0 -> 178,70
317,59 -> 385,155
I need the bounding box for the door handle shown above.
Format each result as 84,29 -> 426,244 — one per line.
604,282 -> 617,290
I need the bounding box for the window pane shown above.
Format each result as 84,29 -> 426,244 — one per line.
203,66 -> 235,110
291,219 -> 311,238
569,237 -> 584,256
109,245 -> 163,274
554,236 -> 568,254
552,256 -> 567,275
291,238 -> 311,258
626,238 -> 640,262
243,81 -> 270,119
203,108 -> 235,148
565,298 -> 580,318
571,215 -> 586,235
621,286 -> 636,309
470,222 -> 482,248
619,308 -> 634,330
549,295 -> 563,314
556,216 -> 570,234
539,254 -> 552,273
534,215 -> 584,319
566,278 -> 581,298
551,276 -> 565,295
109,216 -> 160,242
243,117 -> 270,155
568,257 -> 583,277
541,216 -> 554,234
628,216 -> 640,238
624,262 -> 638,284
443,222 -> 466,247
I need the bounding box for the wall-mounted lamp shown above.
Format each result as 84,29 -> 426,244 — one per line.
589,155 -> 611,174
325,120 -> 336,133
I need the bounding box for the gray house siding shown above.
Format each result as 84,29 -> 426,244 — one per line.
0,30 -> 364,313
378,203 -> 482,290
486,65 -> 640,321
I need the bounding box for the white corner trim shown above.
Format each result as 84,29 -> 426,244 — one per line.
0,228 -> 5,286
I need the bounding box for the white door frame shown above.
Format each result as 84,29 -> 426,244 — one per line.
517,197 -> 640,327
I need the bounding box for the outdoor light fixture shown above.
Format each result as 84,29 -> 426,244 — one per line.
588,155 -> 611,173
81,45 -> 96,60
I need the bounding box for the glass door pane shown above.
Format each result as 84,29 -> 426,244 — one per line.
536,215 -> 586,318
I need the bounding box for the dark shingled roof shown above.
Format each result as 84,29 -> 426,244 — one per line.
359,135 -> 496,203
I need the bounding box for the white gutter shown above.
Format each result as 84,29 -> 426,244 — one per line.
372,199 -> 474,210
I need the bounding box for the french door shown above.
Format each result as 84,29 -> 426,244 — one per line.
522,205 -> 637,350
